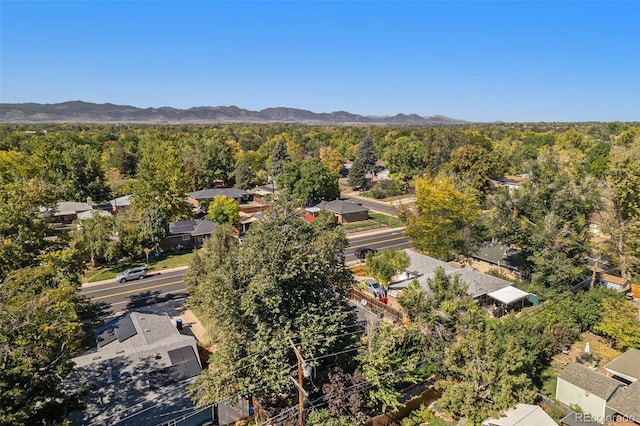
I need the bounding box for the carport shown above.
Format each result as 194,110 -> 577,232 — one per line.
487,286 -> 530,307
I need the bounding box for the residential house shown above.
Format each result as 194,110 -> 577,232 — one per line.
596,273 -> 631,293
483,403 -> 557,426
77,209 -> 112,220
311,199 -> 369,223
606,380 -> 640,425
469,243 -> 528,281
161,219 -> 215,251
388,249 -> 528,307
188,187 -> 251,207
556,363 -> 625,419
604,348 -> 640,384
41,201 -> 93,224
64,312 -> 202,426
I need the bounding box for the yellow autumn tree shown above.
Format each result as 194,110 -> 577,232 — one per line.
404,176 -> 480,260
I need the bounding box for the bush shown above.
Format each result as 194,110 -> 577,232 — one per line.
366,179 -> 407,199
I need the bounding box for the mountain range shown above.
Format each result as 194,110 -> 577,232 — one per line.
0,101 -> 467,125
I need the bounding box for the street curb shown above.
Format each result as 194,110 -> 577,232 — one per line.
81,265 -> 189,289
347,226 -> 405,239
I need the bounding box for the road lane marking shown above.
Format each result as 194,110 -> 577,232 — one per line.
349,236 -> 409,249
82,273 -> 187,295
88,280 -> 186,301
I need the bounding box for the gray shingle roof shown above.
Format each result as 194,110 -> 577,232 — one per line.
315,199 -> 369,215
558,364 -> 624,400
169,219 -> 215,237
607,380 -> 640,420
65,312 -> 202,426
189,188 -> 248,200
604,348 -> 640,382
389,249 -> 513,299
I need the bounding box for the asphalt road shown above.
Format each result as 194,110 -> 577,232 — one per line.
82,228 -> 410,315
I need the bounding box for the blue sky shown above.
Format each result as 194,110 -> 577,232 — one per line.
1,1 -> 639,122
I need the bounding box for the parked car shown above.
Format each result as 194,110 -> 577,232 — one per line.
354,247 -> 378,259
116,266 -> 147,283
364,279 -> 386,298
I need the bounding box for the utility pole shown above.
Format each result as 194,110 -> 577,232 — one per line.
590,259 -> 598,289
289,338 -> 306,426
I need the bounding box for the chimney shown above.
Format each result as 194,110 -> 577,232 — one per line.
449,261 -> 463,269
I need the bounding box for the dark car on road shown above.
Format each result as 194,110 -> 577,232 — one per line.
354,247 -> 378,259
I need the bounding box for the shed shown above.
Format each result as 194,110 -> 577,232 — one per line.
596,273 -> 630,293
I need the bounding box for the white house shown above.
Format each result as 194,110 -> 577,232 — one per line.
556,364 -> 624,420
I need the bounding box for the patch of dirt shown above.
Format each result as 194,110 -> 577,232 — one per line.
552,331 -> 622,374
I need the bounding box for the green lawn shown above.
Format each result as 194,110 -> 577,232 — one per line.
540,365 -> 558,397
83,249 -> 194,283
341,212 -> 405,233
368,212 -> 405,228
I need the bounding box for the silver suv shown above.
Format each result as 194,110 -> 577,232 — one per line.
116,266 -> 147,283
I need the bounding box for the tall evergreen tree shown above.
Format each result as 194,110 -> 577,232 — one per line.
348,135 -> 377,189
270,138 -> 290,178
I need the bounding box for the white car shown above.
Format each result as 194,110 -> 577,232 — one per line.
116,266 -> 147,283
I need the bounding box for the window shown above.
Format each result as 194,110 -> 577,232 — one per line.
182,235 -> 191,241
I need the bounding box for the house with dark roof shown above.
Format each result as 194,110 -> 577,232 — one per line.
556,363 -> 625,419
388,249 -> 527,306
64,312 -> 202,426
161,219 -> 215,251
188,188 -> 252,207
604,348 -> 640,384
188,188 -> 270,214
311,199 -> 369,223
469,243 -> 528,281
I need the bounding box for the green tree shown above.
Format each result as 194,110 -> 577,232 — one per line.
277,158 -> 340,205
188,202 -> 357,406
59,144 -> 111,202
594,298 -> 640,350
366,249 -> 410,285
444,144 -> 500,196
359,322 -> 434,412
397,279 -> 431,323
349,135 -> 377,189
184,138 -> 235,188
487,151 -> 599,288
404,176 -> 481,260
72,213 -> 119,266
0,264 -> 87,425
131,139 -> 192,221
381,137 -> 427,182
319,146 -> 345,174
205,195 -> 240,225
436,326 -> 536,425
0,179 -> 57,278
139,206 -> 169,248
599,143 -> 640,279
270,138 -> 290,178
